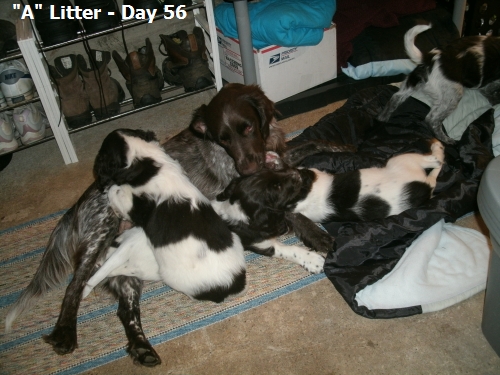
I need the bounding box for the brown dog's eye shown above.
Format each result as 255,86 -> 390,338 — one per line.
244,125 -> 253,135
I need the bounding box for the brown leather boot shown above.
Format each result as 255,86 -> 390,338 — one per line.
77,50 -> 125,120
112,39 -> 164,108
159,27 -> 213,92
49,54 -> 92,129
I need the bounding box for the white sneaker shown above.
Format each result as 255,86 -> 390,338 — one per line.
0,112 -> 18,154
0,60 -> 35,106
0,88 -> 7,108
12,103 -> 47,145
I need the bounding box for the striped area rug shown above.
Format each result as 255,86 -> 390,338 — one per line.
0,210 -> 325,375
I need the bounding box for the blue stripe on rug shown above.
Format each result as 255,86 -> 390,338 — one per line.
0,253 -> 264,310
54,272 -> 325,375
0,247 -> 46,268
0,252 -> 270,353
0,210 -> 67,236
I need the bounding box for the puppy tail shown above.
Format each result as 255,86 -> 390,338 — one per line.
4,209 -> 75,333
405,24 -> 432,64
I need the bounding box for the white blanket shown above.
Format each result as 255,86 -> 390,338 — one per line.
355,219 -> 490,313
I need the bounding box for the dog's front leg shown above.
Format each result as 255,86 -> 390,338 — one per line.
105,276 -> 162,367
285,212 -> 335,253
282,140 -> 356,167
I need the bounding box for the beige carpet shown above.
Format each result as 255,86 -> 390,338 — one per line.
1,95 -> 499,375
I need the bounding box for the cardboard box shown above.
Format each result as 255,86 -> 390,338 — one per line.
217,24 -> 337,102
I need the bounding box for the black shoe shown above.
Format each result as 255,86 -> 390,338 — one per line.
74,0 -> 121,34
29,0 -> 81,46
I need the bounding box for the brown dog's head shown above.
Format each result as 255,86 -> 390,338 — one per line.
189,83 -> 283,176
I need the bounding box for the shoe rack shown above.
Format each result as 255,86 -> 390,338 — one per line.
1,0 -> 222,164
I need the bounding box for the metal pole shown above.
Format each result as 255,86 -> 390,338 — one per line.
452,0 -> 467,36
232,0 -> 257,85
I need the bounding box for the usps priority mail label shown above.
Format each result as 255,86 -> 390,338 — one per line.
268,47 -> 298,68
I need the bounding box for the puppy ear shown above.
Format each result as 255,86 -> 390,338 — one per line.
93,148 -> 124,191
113,158 -> 160,187
190,104 -> 211,137
245,85 -> 276,139
93,130 -> 129,190
137,129 -> 158,143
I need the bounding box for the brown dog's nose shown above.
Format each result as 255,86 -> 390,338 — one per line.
237,152 -> 266,175
238,160 -> 262,176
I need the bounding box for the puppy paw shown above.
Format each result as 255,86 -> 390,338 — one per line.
302,251 -> 325,274
302,231 -> 335,254
430,139 -> 445,163
82,284 -> 93,299
423,155 -> 442,168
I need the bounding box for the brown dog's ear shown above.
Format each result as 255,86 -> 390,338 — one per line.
245,85 -> 276,139
190,104 -> 211,137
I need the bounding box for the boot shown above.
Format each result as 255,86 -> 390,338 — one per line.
77,51 -> 125,120
49,55 -> 92,129
159,27 -> 213,92
112,39 -> 164,108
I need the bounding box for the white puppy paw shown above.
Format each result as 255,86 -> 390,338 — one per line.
423,155 -> 442,168
301,251 -> 325,274
430,139 -> 445,162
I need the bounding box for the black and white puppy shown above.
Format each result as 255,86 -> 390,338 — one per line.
211,197 -> 326,274
378,24 -> 500,144
88,129 -> 247,303
216,140 -> 445,245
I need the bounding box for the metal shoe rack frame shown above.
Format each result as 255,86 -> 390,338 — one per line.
0,0 -> 222,164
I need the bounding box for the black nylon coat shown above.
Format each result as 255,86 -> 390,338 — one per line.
287,85 -> 494,318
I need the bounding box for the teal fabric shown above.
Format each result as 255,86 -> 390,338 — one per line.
215,0 -> 336,49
